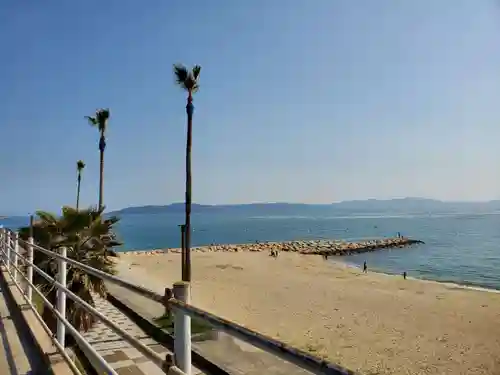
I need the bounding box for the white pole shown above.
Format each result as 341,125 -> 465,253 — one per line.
6,230 -> 10,270
173,281 -> 191,375
0,227 -> 3,263
27,236 -> 34,302
56,246 -> 67,347
12,232 -> 18,282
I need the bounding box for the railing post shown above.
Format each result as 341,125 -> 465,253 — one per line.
12,232 -> 18,282
56,246 -> 67,348
164,287 -> 173,318
27,238 -> 34,302
26,215 -> 34,303
6,230 -> 10,271
173,281 -> 191,375
0,227 -> 4,262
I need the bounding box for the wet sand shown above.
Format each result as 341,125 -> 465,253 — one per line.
117,251 -> 500,375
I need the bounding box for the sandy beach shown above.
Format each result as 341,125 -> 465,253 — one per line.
117,251 -> 500,375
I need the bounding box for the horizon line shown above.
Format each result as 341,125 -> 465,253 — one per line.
3,197 -> 500,217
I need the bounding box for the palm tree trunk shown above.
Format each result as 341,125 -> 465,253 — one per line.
179,224 -> 186,280
184,92 -> 194,282
98,132 -> 106,211
76,174 -> 81,211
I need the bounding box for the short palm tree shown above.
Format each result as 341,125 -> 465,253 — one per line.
174,64 -> 201,282
76,160 -> 85,211
85,109 -> 110,210
19,206 -> 121,335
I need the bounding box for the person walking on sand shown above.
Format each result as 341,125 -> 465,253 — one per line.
363,261 -> 367,273
403,271 -> 407,280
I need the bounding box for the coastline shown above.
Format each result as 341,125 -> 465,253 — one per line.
120,238 -> 500,293
336,259 -> 500,294
116,250 -> 500,374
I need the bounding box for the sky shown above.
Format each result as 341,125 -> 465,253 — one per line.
1,0 -> 500,215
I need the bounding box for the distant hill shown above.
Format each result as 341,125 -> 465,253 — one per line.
109,198 -> 500,216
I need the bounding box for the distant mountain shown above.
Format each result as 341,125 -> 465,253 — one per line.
109,198 -> 500,216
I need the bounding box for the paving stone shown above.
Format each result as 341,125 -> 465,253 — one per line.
83,293 -> 204,375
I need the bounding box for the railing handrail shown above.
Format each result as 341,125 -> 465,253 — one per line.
7,243 -> 166,369
5,231 -> 355,375
19,238 -> 165,304
0,254 -> 83,375
0,230 -> 183,375
1,252 -> 114,375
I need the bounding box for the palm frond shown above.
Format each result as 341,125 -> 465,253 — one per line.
77,160 -> 85,171
192,65 -> 201,80
36,210 -> 59,226
85,116 -> 97,126
173,64 -> 189,86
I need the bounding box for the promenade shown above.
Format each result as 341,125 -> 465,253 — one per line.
0,269 -> 46,375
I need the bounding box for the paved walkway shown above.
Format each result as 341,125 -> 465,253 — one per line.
0,279 -> 43,375
83,294 -> 204,375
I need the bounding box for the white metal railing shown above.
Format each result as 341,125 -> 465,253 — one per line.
0,226 -> 355,375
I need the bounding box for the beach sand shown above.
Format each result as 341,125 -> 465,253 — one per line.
117,251 -> 500,375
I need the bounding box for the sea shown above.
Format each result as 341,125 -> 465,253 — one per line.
2,210 -> 499,291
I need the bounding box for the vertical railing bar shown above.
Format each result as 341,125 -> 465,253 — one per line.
26,239 -> 34,302
12,232 -> 18,282
0,227 -> 4,266
26,215 -> 34,302
6,230 -> 10,270
56,246 -> 67,348
173,282 -> 191,375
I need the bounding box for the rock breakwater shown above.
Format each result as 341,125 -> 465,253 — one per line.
127,237 -> 424,256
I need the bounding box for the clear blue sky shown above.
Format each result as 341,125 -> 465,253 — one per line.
1,1 -> 500,215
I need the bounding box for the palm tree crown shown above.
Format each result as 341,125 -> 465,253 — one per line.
86,108 -> 110,132
174,64 -> 201,92
77,160 -> 85,172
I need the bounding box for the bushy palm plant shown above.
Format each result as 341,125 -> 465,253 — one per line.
19,206 -> 121,333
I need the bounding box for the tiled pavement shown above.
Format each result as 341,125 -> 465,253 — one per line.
82,294 -> 204,375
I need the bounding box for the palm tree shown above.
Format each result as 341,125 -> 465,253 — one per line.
76,160 -> 85,211
19,206 -> 121,335
85,109 -> 110,210
174,64 -> 201,282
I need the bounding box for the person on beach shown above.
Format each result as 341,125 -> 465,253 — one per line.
363,261 -> 367,273
403,271 -> 407,279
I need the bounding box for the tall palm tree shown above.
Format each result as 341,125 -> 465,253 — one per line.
76,160 -> 85,211
85,109 -> 110,210
174,64 -> 201,282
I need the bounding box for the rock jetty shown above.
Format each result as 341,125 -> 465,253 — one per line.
128,237 -> 424,256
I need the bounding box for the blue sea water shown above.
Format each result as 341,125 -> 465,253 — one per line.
2,211 -> 500,290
